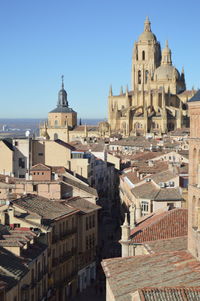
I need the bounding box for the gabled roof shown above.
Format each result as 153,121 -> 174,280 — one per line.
61,197 -> 101,213
154,187 -> 182,201
1,139 -> 14,151
30,163 -> 51,171
144,236 -> 187,254
188,90 -> 200,102
63,176 -> 98,197
150,169 -> 177,184
130,208 -> 187,243
12,195 -> 78,225
131,182 -> 159,199
54,139 -> 76,151
102,251 -> 200,301
0,246 -> 28,280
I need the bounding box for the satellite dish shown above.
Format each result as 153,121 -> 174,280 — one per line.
25,130 -> 31,137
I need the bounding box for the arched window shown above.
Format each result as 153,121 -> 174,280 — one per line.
138,70 -> 141,84
145,70 -> 148,83
142,51 -> 145,60
54,120 -> 58,126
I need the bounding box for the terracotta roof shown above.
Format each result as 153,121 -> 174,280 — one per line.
110,137 -> 158,148
62,176 -> 98,197
129,152 -> 165,162
122,171 -> 140,185
144,236 -> 187,254
154,187 -> 182,201
12,195 -> 78,224
138,287 -> 200,301
130,208 -> 187,243
150,169 -> 177,184
55,139 -> 75,151
51,166 -> 66,174
102,251 -> 200,301
137,161 -> 169,174
30,163 -> 51,171
131,182 -> 159,199
61,197 -> 101,213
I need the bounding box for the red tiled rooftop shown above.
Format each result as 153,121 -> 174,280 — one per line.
130,208 -> 187,243
102,251 -> 200,301
138,287 -> 200,301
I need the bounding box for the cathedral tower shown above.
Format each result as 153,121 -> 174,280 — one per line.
40,76 -> 77,142
131,17 -> 161,91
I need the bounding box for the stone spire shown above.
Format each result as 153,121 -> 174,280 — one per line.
120,86 -> 123,95
57,75 -> 68,107
161,40 -> 172,65
129,204 -> 136,229
120,213 -> 130,257
109,85 -> 113,97
41,121 -> 50,140
126,85 -> 129,97
121,213 -> 130,241
144,16 -> 151,32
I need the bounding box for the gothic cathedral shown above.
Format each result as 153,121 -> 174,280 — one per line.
108,17 -> 194,136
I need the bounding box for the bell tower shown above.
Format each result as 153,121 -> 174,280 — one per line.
131,17 -> 161,91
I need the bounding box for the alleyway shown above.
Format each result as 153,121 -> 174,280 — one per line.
71,283 -> 105,301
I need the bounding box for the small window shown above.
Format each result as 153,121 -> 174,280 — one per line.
167,203 -> 174,209
33,184 -> 37,192
145,70 -> 148,83
141,201 -> 149,215
38,153 -> 43,156
14,141 -> 18,146
138,70 -> 141,84
142,50 -> 145,60
18,158 -> 25,168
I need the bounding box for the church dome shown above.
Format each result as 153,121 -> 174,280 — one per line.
138,17 -> 157,42
154,65 -> 180,81
139,31 -> 157,42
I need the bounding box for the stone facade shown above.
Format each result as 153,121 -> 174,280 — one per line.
108,17 -> 194,136
188,91 -> 200,259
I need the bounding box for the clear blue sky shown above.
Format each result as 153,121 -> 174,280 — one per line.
0,0 -> 199,119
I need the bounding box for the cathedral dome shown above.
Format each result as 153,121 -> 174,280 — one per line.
139,31 -> 157,42
138,17 -> 157,42
154,65 -> 180,81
